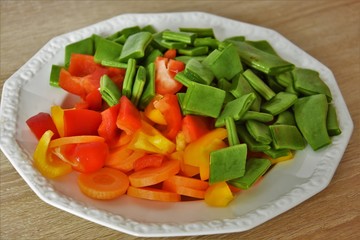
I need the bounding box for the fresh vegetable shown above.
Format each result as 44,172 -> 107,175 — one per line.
26,25 -> 341,208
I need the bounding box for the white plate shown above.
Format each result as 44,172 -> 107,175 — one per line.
0,12 -> 354,237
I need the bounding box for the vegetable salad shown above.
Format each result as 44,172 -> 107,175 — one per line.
26,25 -> 341,207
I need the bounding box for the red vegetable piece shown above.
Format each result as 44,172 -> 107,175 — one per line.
26,112 -> 60,140
116,96 -> 142,135
153,94 -> 182,140
63,109 -> 102,137
98,103 -> 121,146
182,115 -> 213,143
133,154 -> 165,171
155,57 -> 184,95
163,49 -> 177,59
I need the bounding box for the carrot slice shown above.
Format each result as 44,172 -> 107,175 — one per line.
129,159 -> 180,187
127,186 -> 180,202
105,146 -> 146,173
162,175 -> 209,199
77,167 -> 129,200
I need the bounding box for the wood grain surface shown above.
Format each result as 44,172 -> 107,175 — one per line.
1,1 -> 359,239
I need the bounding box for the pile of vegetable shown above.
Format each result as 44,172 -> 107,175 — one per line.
26,25 -> 341,207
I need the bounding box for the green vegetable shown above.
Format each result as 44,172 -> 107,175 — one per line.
99,75 -> 122,106
119,32 -> 153,62
122,58 -> 137,98
94,37 -> 123,63
269,125 -> 306,150
162,31 -> 197,44
194,38 -> 219,49
202,44 -> 243,80
209,144 -> 247,184
240,111 -> 274,123
274,110 -> 296,125
131,66 -> 147,106
49,65 -> 63,87
246,120 -> 272,145
183,58 -> 214,85
261,91 -> 298,115
225,117 -> 240,146
263,148 -> 292,159
100,60 -> 128,69
236,124 -> 271,152
293,94 -> 331,150
179,27 -> 215,38
215,93 -> 256,127
65,37 -> 94,67
227,39 -> 295,75
326,103 -> 342,136
139,62 -> 156,109
182,82 -> 226,118
178,46 -> 209,56
243,69 -> 276,101
228,158 -> 271,189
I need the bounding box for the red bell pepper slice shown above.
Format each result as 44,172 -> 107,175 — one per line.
153,94 -> 182,140
26,112 -> 60,140
116,96 -> 142,135
63,109 -> 102,137
163,49 -> 177,59
98,103 -> 121,146
182,115 -> 214,143
133,154 -> 165,171
155,57 -> 184,95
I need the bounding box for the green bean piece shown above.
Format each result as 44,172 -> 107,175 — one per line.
246,40 -> 278,56
228,158 -> 271,190
327,103 -> 342,136
182,82 -> 226,118
183,58 -> 214,85
274,110 -> 296,126
143,49 -> 162,67
230,73 -> 262,111
194,38 -> 219,49
269,125 -> 306,150
267,75 -> 285,93
174,72 -> 193,87
49,65 -> 62,87
162,31 -> 197,44
92,34 -> 103,50
160,39 -> 187,49
292,68 -> 332,101
293,94 -> 331,150
65,37 -> 94,67
178,46 -> 209,56
179,27 -> 215,38
227,40 -> 295,75
209,144 -> 247,184
215,93 -> 256,127
263,148 -> 292,159
225,117 -> 240,146
177,92 -> 197,115
243,69 -> 276,101
141,25 -> 157,34
122,58 -> 137,99
175,55 -> 207,64
223,36 -> 246,42
202,44 -> 243,80
106,26 -> 141,42
94,37 -> 123,63
261,92 -> 298,115
100,75 -> 122,106
240,111 -> 274,123
131,66 -> 147,106
139,63 -> 156,109
275,71 -> 292,87
236,124 -> 271,152
246,120 -> 272,145
118,32 -> 153,62
100,60 -> 128,69
217,78 -> 231,91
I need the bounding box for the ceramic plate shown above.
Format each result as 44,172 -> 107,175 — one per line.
0,12 -> 353,237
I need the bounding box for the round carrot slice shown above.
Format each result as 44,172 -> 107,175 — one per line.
77,167 -> 129,200
129,159 -> 180,187
162,182 -> 206,199
127,186 -> 180,202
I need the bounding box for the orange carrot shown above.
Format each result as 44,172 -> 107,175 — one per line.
105,146 -> 146,172
169,151 -> 199,177
129,159 -> 180,187
162,175 -> 209,199
77,167 -> 129,200
127,186 -> 180,202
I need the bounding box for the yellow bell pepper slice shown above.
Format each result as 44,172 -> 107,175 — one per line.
144,95 -> 167,125
170,150 -> 199,177
205,181 -> 234,207
265,151 -> 294,164
128,121 -> 175,154
51,106 -> 65,137
33,130 -> 72,178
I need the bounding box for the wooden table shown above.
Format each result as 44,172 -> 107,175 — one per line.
1,1 -> 359,239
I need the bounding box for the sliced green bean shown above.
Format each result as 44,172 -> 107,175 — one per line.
49,65 -> 62,87
131,66 -> 146,106
162,31 -> 197,44
179,27 -> 214,38
246,120 -> 272,144
122,58 -> 137,98
236,124 -> 271,152
139,62 -> 156,109
327,103 -> 342,136
94,37 -> 123,63
183,58 -> 214,85
274,110 -> 296,126
240,111 -> 274,123
261,91 -> 298,115
225,117 -> 240,146
119,32 -> 153,62
243,69 -> 276,101
100,75 -> 122,106
269,125 -> 306,150
178,46 -> 209,56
